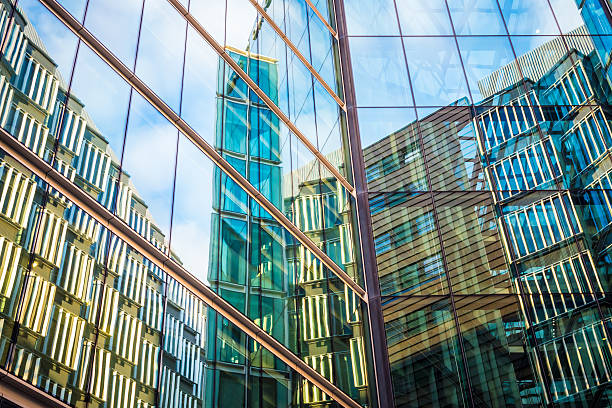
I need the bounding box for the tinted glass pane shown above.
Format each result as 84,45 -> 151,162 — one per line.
349,37 -> 412,107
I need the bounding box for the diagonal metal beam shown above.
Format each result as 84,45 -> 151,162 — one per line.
245,0 -> 345,110
36,0 -> 366,301
0,127 -> 363,408
304,0 -> 339,39
164,0 -> 354,194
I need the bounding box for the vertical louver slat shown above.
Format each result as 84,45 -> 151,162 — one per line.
34,209 -> 68,266
57,109 -> 88,154
301,294 -> 330,340
18,56 -> 59,112
10,348 -> 41,385
57,243 -> 94,301
164,314 -> 184,359
140,284 -> 163,331
7,105 -> 49,157
46,308 -> 85,369
114,311 -> 142,364
68,206 -> 101,241
0,10 -> 27,75
350,337 -> 368,387
109,371 -> 136,408
0,162 -> 35,226
138,340 -> 159,387
119,257 -> 147,305
77,141 -> 111,190
88,282 -> 119,334
0,237 -> 21,297
48,159 -> 76,206
78,342 -> 111,400
303,353 -> 333,403
503,192 -> 579,260
96,230 -> 127,275
0,75 -> 14,126
19,274 -> 55,334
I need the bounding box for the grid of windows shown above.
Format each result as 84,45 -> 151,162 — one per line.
489,139 -> 562,200
347,0 -> 612,406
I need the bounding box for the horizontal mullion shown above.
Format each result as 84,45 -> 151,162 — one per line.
247,0 -> 345,110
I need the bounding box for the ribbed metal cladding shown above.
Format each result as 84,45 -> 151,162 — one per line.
332,0 -> 396,406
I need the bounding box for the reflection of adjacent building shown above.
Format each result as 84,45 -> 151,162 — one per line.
363,101 -> 538,407
474,29 -> 612,405
207,47 -> 291,407
361,22 -> 612,406
0,3 -> 206,407
208,45 -> 368,406
282,151 -> 368,406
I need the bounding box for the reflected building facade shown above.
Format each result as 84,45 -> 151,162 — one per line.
475,29 -> 612,405
364,100 -> 538,407
207,39 -> 368,408
207,47 -> 289,407
0,2 -> 207,407
0,0 -> 610,407
282,152 -> 369,406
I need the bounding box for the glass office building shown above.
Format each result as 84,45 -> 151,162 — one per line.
0,0 -> 610,407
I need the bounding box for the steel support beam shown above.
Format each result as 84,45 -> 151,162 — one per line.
165,0 -> 354,195
0,367 -> 71,408
304,0 -> 338,39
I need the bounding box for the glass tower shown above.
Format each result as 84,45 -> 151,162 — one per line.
0,0 -> 609,408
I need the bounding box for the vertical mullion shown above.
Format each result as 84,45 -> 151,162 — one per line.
332,0 -> 396,406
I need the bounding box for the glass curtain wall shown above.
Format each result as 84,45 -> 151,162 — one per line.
345,0 -> 612,407
0,0 -> 370,407
1,0 -> 612,407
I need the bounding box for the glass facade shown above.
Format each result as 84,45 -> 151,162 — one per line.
0,0 -> 609,407
347,0 -> 612,407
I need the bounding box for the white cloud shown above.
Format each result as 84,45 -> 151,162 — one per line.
225,0 -> 258,50
171,220 -> 210,283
